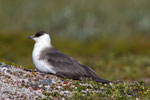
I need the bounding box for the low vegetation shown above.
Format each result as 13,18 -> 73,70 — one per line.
0,62 -> 150,99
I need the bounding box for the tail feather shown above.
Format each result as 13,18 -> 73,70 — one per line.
81,64 -> 111,84
93,77 -> 111,84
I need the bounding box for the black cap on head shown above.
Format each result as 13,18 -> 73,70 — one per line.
34,31 -> 47,38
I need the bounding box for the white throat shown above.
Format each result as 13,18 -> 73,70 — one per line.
32,34 -> 52,59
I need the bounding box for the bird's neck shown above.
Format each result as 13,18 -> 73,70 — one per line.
33,40 -> 52,57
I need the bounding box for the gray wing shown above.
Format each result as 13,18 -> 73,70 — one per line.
40,48 -> 110,83
46,51 -> 89,79
40,49 -> 95,79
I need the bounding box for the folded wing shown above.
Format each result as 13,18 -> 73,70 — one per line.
40,48 -> 110,83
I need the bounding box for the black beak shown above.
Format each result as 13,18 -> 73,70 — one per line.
27,36 -> 34,39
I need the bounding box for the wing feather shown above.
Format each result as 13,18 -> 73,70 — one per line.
39,48 -> 110,83
41,50 -> 88,79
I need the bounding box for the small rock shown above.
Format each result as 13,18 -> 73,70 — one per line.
0,62 -> 11,68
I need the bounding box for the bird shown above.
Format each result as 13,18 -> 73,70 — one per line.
27,31 -> 110,84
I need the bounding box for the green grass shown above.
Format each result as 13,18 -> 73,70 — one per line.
42,80 -> 150,100
70,82 -> 150,100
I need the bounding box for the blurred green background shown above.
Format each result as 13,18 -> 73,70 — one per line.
0,0 -> 150,81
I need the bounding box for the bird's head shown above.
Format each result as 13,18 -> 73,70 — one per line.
27,31 -> 51,43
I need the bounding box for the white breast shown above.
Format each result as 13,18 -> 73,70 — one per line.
32,40 -> 56,74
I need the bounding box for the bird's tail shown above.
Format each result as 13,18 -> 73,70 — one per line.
81,64 -> 111,84
93,77 -> 111,84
